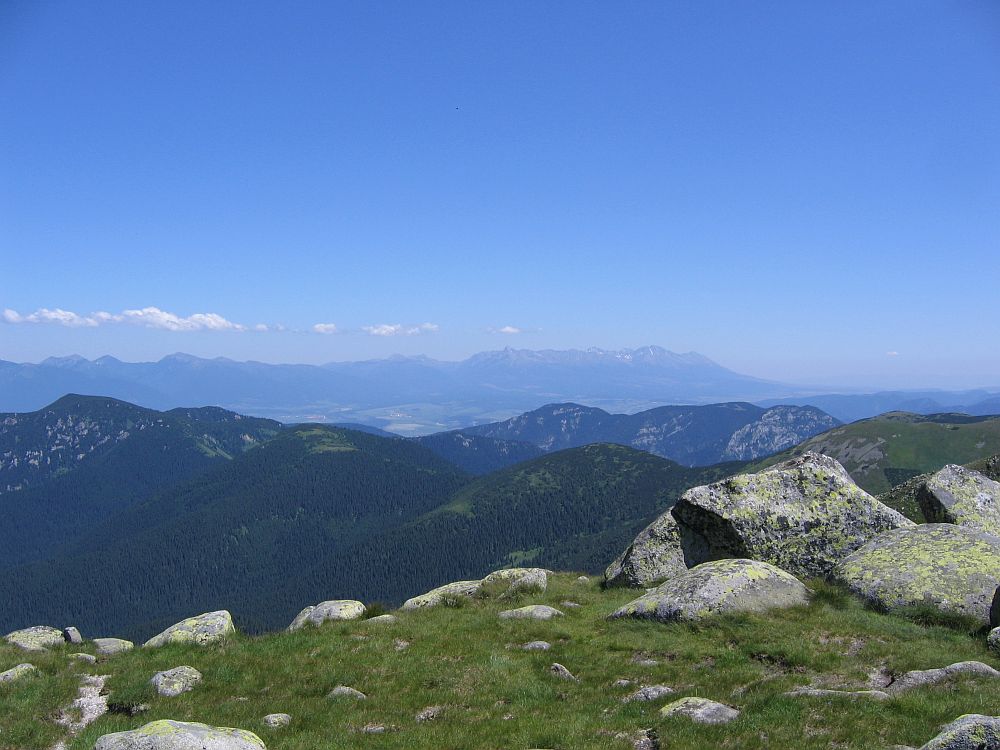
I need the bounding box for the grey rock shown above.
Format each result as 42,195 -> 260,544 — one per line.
623,685 -> 675,703
151,666 -> 203,697
660,696 -> 740,724
144,610 -> 235,648
988,627 -> 1000,654
575,576 -> 590,584
784,687 -> 889,700
0,663 -> 37,683
402,568 -> 549,610
94,637 -> 134,656
63,626 -> 83,644
287,600 -> 365,631
918,714 -> 1000,749
611,558 -> 809,622
560,601 -> 581,608
4,625 -> 65,651
262,714 -> 290,728
834,524 -> 1000,627
415,705 -> 445,722
328,685 -> 366,700
522,640 -> 552,651
482,567 -> 548,595
498,605 -> 564,620
363,614 -> 398,625
889,661 -> 1000,694
605,510 -> 688,588
93,719 -> 266,749
72,652 -> 97,663
401,580 -> 482,609
549,662 -> 578,681
919,464 -> 1000,536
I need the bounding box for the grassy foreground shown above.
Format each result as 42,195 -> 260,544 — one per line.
3,574 -> 1000,750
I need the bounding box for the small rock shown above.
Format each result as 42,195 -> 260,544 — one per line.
988,627 -> 1000,654
143,610 -> 235,648
0,663 -> 37,683
889,661 -> 1000,694
522,640 -> 552,651
560,601 -> 581,608
612,678 -> 635,688
151,666 -> 202,697
94,719 -> 265,750
360,723 -> 386,733
549,662 -> 578,681
575,576 -> 590,584
918,714 -> 1000,749
660,696 -> 740,724
287,600 -> 366,631
4,625 -> 64,651
94,638 -> 133,656
263,713 -> 291,728
416,705 -> 445,722
784,687 -> 889,700
631,655 -> 659,667
394,638 -> 410,651
63,626 -> 83,644
623,685 -> 675,703
72,652 -> 97,664
499,605 -> 564,620
614,729 -> 659,750
328,685 -> 367,700
364,614 -> 398,625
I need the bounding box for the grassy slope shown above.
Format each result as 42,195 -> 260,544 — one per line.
750,412 -> 1000,495
4,575 -> 1000,750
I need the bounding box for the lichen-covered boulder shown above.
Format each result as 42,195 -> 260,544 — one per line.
144,611 -> 235,648
672,452 -> 913,578
481,567 -> 548,594
834,524 -> 1000,627
918,465 -> 1000,536
610,558 -> 809,622
151,666 -> 203,697
989,627 -> 1000,654
94,719 -> 266,749
262,714 -> 290,728
401,580 -> 482,609
605,510 -> 687,588
0,663 -> 37,683
63,626 -> 83,644
498,605 -> 564,620
4,625 -> 64,651
660,696 -> 740,724
287,600 -> 365,631
918,714 -> 1000,750
95,637 -> 134,656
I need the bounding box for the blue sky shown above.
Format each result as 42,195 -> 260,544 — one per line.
1,1 -> 998,388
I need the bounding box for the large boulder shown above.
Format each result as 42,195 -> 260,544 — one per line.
287,600 -> 365,631
610,558 -> 809,623
672,453 -> 913,578
605,510 -> 687,588
144,611 -> 235,649
4,625 -> 65,651
481,567 -> 548,594
401,580 -> 482,609
918,465 -> 1000,536
834,524 -> 1000,626
94,720 -> 266,750
918,714 -> 1000,750
94,637 -> 134,656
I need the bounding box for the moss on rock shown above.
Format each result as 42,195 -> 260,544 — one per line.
143,610 -> 235,649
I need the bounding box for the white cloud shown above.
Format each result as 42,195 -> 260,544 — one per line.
2,307 -> 115,327
3,306 -> 248,332
886,351 -> 899,357
312,323 -> 339,334
498,325 -> 522,334
362,322 -> 439,336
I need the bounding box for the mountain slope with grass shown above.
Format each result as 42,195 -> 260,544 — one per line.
750,412 -> 1000,495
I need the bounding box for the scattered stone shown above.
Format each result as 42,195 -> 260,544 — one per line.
784,687 -> 889,700
144,610 -> 235,648
889,661 -> 1000,694
672,452 -> 913,577
560,601 -> 581,608
575,576 -> 590,584
611,558 -> 809,622
0,663 -> 37,683
549,662 -> 578,681
917,714 -> 1000,749
359,723 -> 386,733
402,580 -> 482,609
617,729 -> 660,750
63,626 -> 83,644
4,625 -> 65,651
72,652 -> 97,664
55,674 -> 109,736
287,600 -> 366,631
328,685 -> 367,700
659,696 -> 740,724
623,685 -> 675,703
612,678 -> 635,688
364,614 -> 398,625
918,464 -> 1000,536
834,524 -> 1000,626
94,638 -> 134,656
415,705 -> 445,722
262,714 -> 290,728
393,638 -> 410,651
989,627 -> 1000,654
605,510 -> 688,587
151,666 -> 203,697
499,605 -> 564,620
522,640 -> 552,651
94,719 -> 266,749
631,655 -> 659,667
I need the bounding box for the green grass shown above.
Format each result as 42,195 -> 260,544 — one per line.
3,575 -> 1000,750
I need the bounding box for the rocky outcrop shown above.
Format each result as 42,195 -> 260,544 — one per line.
610,558 -> 809,623
918,464 -> 1000,536
498,605 -> 563,620
4,625 -> 65,651
0,663 -> 36,683
144,611 -> 235,648
401,568 -> 549,609
672,453 -> 912,578
604,511 -> 687,588
287,600 -> 365,631
917,714 -> 1000,749
151,666 -> 203,697
94,637 -> 134,656
834,524 -> 1000,626
94,720 -> 266,750
659,696 -> 739,724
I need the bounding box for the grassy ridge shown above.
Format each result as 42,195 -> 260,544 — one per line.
4,575 -> 1000,749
